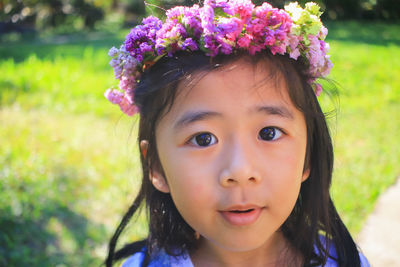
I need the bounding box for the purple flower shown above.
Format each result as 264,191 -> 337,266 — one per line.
124,16 -> 162,63
139,43 -> 153,53
182,38 -> 199,51
181,6 -> 203,38
142,16 -> 163,28
264,30 -> 276,46
166,6 -> 186,19
218,37 -> 233,54
123,56 -> 138,75
155,40 -> 166,56
200,4 -> 215,35
109,58 -> 119,68
217,17 -> 238,33
106,0 -> 333,116
157,20 -> 188,56
202,35 -> 219,56
108,47 -> 119,57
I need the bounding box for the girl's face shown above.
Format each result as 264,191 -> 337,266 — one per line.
151,59 -> 309,256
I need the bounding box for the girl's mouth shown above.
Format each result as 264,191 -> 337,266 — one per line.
230,209 -> 254,213
219,207 -> 263,226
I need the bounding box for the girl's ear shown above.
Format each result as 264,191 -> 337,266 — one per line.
140,140 -> 170,193
301,167 -> 310,182
140,140 -> 149,159
150,169 -> 170,193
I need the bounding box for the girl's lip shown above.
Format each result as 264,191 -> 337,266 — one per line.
219,206 -> 263,226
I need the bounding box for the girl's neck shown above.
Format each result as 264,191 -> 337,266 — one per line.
189,231 -> 303,267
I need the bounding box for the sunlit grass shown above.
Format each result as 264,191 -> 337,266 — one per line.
325,41 -> 400,232
0,107 -> 147,265
0,48 -> 117,117
1,22 -> 399,265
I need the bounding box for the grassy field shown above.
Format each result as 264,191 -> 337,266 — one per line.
1,21 -> 399,266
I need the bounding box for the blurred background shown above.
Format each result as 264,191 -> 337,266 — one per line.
1,0 -> 399,266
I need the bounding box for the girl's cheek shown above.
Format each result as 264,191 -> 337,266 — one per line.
181,169 -> 213,194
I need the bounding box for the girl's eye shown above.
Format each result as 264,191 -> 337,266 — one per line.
189,132 -> 217,147
258,127 -> 283,141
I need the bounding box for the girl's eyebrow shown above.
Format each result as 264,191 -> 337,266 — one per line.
173,105 -> 294,131
173,111 -> 222,130
254,105 -> 294,120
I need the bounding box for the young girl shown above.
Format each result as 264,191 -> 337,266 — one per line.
104,1 -> 369,266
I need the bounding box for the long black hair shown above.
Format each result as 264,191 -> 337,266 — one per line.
105,51 -> 361,267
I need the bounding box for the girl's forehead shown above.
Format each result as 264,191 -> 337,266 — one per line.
183,58 -> 284,87
175,59 -> 292,110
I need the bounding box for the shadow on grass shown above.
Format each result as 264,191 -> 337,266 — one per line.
325,20 -> 400,46
0,31 -> 126,62
0,167 -> 107,266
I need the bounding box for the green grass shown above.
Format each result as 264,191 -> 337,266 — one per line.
0,108 -> 148,265
326,41 -> 400,232
1,22 -> 399,265
318,21 -> 400,232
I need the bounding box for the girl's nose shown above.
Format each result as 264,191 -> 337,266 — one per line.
218,139 -> 262,187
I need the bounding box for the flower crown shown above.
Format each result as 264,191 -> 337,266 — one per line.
105,0 -> 332,116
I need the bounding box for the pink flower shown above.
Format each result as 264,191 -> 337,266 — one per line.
289,48 -> 300,59
288,34 -> 300,51
232,0 -> 255,23
237,34 -> 251,48
248,44 -> 262,55
200,4 -> 214,35
119,95 -> 138,116
119,75 -> 136,93
264,31 -> 276,46
314,83 -> 322,97
104,89 -> 123,104
319,25 -> 328,39
270,44 -> 284,55
106,0 -> 333,116
307,34 -> 325,71
320,40 -> 330,54
320,58 -> 333,77
255,2 -> 273,18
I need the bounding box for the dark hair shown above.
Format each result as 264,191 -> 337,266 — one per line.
105,51 -> 361,267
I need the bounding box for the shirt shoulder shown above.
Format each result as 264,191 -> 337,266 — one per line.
170,252 -> 194,267
359,251 -> 370,267
122,243 -> 369,267
121,251 -> 144,267
322,251 -> 370,267
315,236 -> 370,267
122,247 -> 194,267
122,248 -> 171,267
